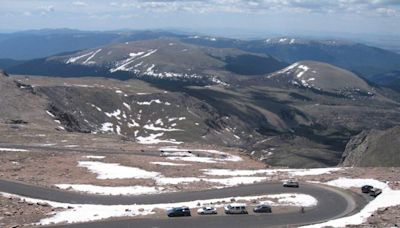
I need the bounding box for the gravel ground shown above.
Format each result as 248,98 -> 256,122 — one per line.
0,195 -> 60,228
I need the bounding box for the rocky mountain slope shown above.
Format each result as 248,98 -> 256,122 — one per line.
7,56 -> 400,168
340,126 -> 400,167
8,38 -> 287,85
0,70 -> 55,129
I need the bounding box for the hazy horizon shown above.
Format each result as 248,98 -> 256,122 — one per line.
1,0 -> 399,38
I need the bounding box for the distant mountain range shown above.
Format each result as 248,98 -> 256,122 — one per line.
1,29 -> 400,87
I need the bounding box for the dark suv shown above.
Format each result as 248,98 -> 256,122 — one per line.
253,204 -> 272,213
167,207 -> 191,217
361,185 -> 373,193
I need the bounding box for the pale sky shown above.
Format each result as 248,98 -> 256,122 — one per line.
1,0 -> 399,37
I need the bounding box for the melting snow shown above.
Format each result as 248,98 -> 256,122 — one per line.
105,109 -> 121,120
267,193 -> 317,207
110,49 -> 157,73
136,100 -> 162,105
100,122 -> 114,132
83,155 -> 105,160
136,133 -> 183,145
127,119 -> 140,128
202,168 -> 342,177
279,38 -> 288,42
143,124 -> 183,132
89,104 -> 102,112
66,52 -> 94,64
160,148 -> 242,163
46,110 -> 55,118
82,49 -> 102,65
78,161 -> 160,179
123,102 -> 131,110
296,65 -> 310,78
0,148 -> 28,152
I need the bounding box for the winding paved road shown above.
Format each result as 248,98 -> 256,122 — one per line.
0,179 -> 368,228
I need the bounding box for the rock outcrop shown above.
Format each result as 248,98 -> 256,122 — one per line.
341,126 -> 400,167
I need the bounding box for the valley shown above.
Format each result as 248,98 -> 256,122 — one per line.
0,27 -> 400,228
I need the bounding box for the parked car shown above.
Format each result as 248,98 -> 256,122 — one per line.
167,206 -> 191,217
253,204 -> 272,213
361,185 -> 374,193
224,203 -> 248,214
197,206 -> 217,215
283,180 -> 299,188
369,188 -> 382,197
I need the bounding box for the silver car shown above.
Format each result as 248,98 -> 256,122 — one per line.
197,206 -> 217,215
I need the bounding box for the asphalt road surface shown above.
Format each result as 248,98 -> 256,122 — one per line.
0,179 -> 368,228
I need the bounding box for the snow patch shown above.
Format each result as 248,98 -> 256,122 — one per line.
136,100 -> 162,105
0,148 -> 28,152
136,133 -> 183,145
202,168 -> 342,177
83,156 -> 105,160
78,161 -> 160,179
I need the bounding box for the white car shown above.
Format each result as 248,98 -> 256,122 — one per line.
197,206 -> 217,215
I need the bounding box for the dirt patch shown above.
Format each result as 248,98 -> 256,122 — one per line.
0,195 -> 58,228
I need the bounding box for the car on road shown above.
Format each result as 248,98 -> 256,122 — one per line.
253,204 -> 272,213
361,185 -> 374,193
167,206 -> 191,217
283,180 -> 299,188
197,206 -> 217,215
224,203 -> 248,214
369,188 -> 382,197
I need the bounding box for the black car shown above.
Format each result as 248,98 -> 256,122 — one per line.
167,207 -> 191,217
283,180 -> 299,188
361,185 -> 373,193
253,204 -> 272,213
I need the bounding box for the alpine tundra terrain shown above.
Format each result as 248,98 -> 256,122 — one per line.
0,31 -> 400,228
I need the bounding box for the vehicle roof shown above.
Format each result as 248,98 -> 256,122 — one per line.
256,203 -> 271,207
171,206 -> 189,209
227,203 -> 246,207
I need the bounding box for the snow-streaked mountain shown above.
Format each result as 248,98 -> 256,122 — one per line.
266,61 -> 374,96
13,38 -> 287,85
